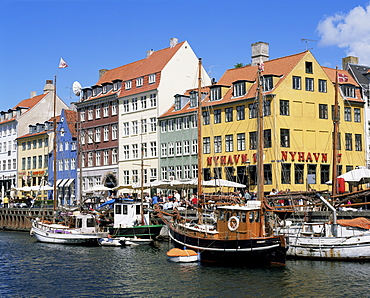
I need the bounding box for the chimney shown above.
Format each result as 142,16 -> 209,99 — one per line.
170,37 -> 178,48
342,56 -> 359,70
251,42 -> 269,66
146,49 -> 154,58
99,69 -> 108,79
44,80 -> 55,93
30,91 -> 37,98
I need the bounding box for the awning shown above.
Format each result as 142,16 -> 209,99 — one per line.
64,178 -> 74,188
58,179 -> 69,188
56,179 -> 63,187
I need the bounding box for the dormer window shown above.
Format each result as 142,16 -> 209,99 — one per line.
113,80 -> 122,91
149,74 -> 156,84
92,87 -> 97,97
190,91 -> 198,108
233,81 -> 246,97
125,80 -> 132,90
175,96 -> 181,111
342,85 -> 356,98
262,76 -> 273,91
210,86 -> 221,101
102,85 -> 107,94
136,77 -> 143,87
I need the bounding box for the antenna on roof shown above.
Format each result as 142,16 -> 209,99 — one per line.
301,38 -> 317,50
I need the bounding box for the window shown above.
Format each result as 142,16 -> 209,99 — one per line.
95,105 -> 101,119
264,129 -> 271,148
132,121 -> 138,135
281,163 -> 291,184
123,99 -> 129,113
280,129 -> 290,147
319,104 -> 328,119
22,157 -> 25,170
318,79 -> 327,93
32,156 -> 36,169
88,152 -> 93,167
192,164 -> 198,178
150,118 -> 156,132
292,76 -> 301,90
175,118 -> 182,130
38,155 -> 43,168
27,141 -> 31,149
112,125 -> 117,140
236,105 -> 245,120
264,164 -> 272,185
191,115 -> 197,128
225,135 -> 233,152
142,143 -> 147,158
237,133 -> 245,151
192,139 -> 197,154
262,76 -> 273,91
125,81 -> 132,90
294,164 -> 304,184
305,61 -> 313,73
214,136 -> 222,153
210,87 -> 221,101
320,164 -> 330,184
189,91 -> 198,107
214,109 -> 221,124
344,107 -> 351,121
183,140 -> 190,154
354,108 -> 361,122
150,141 -> 157,157
183,116 -> 189,129
96,151 -> 101,166
103,150 -> 109,166
123,145 -> 129,159
22,142 -> 26,151
132,169 -> 138,183
112,149 -> 117,164
331,105 -> 341,120
176,141 -> 182,155
88,107 -> 93,120
149,74 -> 156,84
123,122 -> 129,136
249,131 -> 257,149
103,103 -> 109,117
233,81 -> 245,97
150,94 -> 157,107
88,129 -> 93,144
203,137 -> 210,154
141,96 -> 147,109
355,134 -> 362,151
161,143 -> 167,157
168,142 -> 174,156
168,119 -> 174,132
280,100 -> 289,116
132,144 -> 138,159
249,103 -> 257,119
132,98 -> 138,111
305,78 -> 314,91
80,110 -> 85,122
95,127 -> 101,142
225,107 -> 233,122
345,133 -> 352,151
136,77 -> 143,87
184,165 -> 190,179
123,170 -> 129,185
161,120 -> 167,133
263,101 -> 271,116
141,119 -> 147,133
203,111 -> 210,125
111,101 -> 117,115
71,158 -> 76,170
342,85 -> 355,98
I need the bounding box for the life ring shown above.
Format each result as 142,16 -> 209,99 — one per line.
228,216 -> 239,231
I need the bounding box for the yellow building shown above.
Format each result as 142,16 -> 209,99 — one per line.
17,122 -> 53,201
201,46 -> 364,194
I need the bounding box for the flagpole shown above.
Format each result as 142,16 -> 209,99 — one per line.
53,75 -> 57,212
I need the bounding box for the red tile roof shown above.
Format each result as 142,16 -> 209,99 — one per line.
64,110 -> 77,138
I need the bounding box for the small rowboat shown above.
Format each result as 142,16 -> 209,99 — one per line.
167,248 -> 200,263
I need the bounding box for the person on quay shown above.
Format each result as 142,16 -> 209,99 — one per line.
3,195 -> 9,208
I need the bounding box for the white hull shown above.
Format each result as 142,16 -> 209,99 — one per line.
99,238 -> 124,246
167,255 -> 199,263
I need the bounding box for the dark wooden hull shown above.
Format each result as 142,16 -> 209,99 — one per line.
108,224 -> 163,239
168,226 -> 286,266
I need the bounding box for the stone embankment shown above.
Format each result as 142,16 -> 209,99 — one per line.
0,208 -> 54,231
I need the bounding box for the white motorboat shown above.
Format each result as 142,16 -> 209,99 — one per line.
167,248 -> 199,263
30,212 -> 108,246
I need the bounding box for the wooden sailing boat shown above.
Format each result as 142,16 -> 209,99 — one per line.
163,59 -> 287,266
280,67 -> 370,260
30,76 -> 108,245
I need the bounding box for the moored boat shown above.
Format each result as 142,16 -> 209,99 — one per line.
167,248 -> 199,263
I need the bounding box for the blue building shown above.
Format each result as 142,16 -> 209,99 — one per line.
48,109 -> 78,206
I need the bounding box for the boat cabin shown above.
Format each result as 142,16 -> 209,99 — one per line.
113,201 -> 150,228
216,201 -> 265,238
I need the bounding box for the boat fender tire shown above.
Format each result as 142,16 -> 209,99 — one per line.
228,216 -> 239,231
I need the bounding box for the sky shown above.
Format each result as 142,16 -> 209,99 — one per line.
1,0 -> 370,112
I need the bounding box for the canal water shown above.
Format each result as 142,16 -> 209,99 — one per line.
1,231 -> 369,298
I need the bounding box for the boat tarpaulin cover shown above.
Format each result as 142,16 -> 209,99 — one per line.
337,217 -> 370,230
167,248 -> 198,257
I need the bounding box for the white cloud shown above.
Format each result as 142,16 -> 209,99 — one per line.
317,4 -> 370,65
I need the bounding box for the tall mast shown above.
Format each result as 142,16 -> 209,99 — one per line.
257,68 -> 264,201
332,66 -> 340,197
140,132 -> 145,224
197,58 -> 203,201
53,76 -> 57,212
